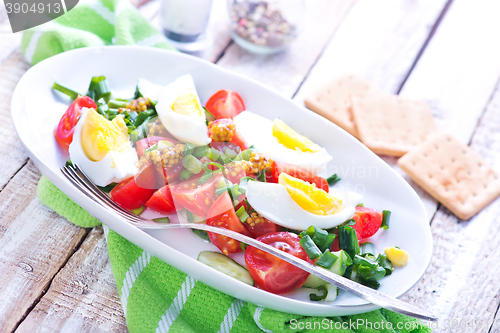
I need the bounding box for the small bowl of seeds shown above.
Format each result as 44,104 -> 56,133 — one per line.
228,0 -> 304,54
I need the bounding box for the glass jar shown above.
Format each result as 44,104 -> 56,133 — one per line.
227,0 -> 305,54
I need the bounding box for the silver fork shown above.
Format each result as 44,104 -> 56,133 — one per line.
61,164 -> 437,322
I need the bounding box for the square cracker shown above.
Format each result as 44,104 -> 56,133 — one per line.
304,75 -> 385,138
351,94 -> 436,156
398,133 -> 500,220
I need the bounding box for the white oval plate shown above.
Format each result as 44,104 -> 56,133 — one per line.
11,46 -> 432,317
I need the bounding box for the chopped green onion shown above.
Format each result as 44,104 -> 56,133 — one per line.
87,76 -> 111,103
65,159 -> 74,168
145,144 -> 157,154
208,148 -> 221,161
182,155 -> 203,174
202,161 -> 224,173
240,242 -> 247,251
357,203 -> 364,207
52,82 -> 79,100
215,184 -> 243,199
98,183 -> 117,193
357,265 -> 386,281
327,173 -> 341,186
193,145 -> 210,158
316,250 -> 338,269
204,107 -> 216,123
337,225 -> 360,259
258,170 -> 267,182
153,217 -> 171,223
180,169 -> 193,181
236,206 -> 249,223
158,140 -> 175,150
130,206 -> 145,215
249,145 -> 255,149
134,109 -> 157,127
129,130 -> 139,144
304,226 -> 331,252
234,148 -> 255,161
360,242 -> 375,256
381,210 -> 391,230
358,276 -> 380,289
238,176 -> 256,194
324,234 -> 336,252
225,147 -> 238,159
299,235 -> 322,260
192,228 -> 210,241
220,154 -> 231,164
184,142 -> 195,155
198,171 -> 214,184
107,100 -> 128,108
376,254 -> 393,276
309,285 -> 328,301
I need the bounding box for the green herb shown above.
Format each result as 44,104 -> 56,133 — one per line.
315,250 -> 338,269
182,155 -> 203,174
87,76 -> 111,103
180,169 -> 193,181
309,285 -> 328,301
337,225 -> 360,259
381,210 -> 391,230
236,206 -> 250,223
299,235 -> 322,260
130,206 -> 145,215
53,82 -> 79,100
107,99 -> 128,109
357,203 -> 364,207
327,173 -> 341,186
152,217 -> 171,223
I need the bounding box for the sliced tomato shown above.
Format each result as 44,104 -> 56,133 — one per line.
244,217 -> 280,238
54,96 -> 97,150
330,229 -> 340,252
206,192 -> 250,254
110,177 -> 155,210
245,232 -> 312,294
164,162 -> 184,184
273,162 -> 329,193
136,136 -> 177,157
205,90 -> 246,119
170,173 -> 222,218
352,206 -> 383,241
230,130 -> 250,151
135,160 -> 166,189
145,186 -> 177,214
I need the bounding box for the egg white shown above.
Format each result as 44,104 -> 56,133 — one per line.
232,111 -> 332,176
246,181 -> 363,230
68,108 -> 139,187
156,74 -> 211,146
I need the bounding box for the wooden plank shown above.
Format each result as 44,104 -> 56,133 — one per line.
0,161 -> 88,332
216,0 -> 355,96
16,228 -> 127,333
0,50 -> 30,191
401,80 -> 500,332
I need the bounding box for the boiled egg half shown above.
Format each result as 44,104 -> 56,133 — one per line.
246,173 -> 363,230
233,111 -> 332,176
156,74 -> 211,146
69,108 -> 138,186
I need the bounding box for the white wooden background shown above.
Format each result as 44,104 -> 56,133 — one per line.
1,0 -> 500,332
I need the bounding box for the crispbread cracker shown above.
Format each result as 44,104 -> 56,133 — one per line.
304,75 -> 385,138
398,133 -> 500,220
351,94 -> 436,156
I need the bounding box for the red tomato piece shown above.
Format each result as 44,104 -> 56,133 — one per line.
230,130 -> 250,151
205,90 -> 246,119
145,186 -> 177,214
170,173 -> 222,218
136,136 -> 177,157
110,177 -> 155,210
135,160 -> 166,189
54,96 -> 97,150
206,192 -> 250,255
273,162 -> 329,193
244,217 -> 280,238
245,232 -> 312,294
352,206 -> 383,241
330,229 -> 340,252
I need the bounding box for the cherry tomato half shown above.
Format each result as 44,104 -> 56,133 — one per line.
170,173 -> 222,218
54,96 -> 97,150
234,201 -> 280,238
352,206 -> 383,242
206,192 -> 250,255
135,160 -> 166,190
245,232 -> 312,294
205,90 -> 246,119
272,162 -> 329,193
145,185 -> 177,214
110,177 -> 155,210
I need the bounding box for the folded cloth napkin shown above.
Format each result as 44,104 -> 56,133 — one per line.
25,0 -> 433,330
21,0 -> 174,65
37,176 -> 432,333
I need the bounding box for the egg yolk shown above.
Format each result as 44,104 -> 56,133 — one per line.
81,108 -> 130,161
278,173 -> 342,215
171,92 -> 203,117
272,119 -> 321,153
384,247 -> 409,267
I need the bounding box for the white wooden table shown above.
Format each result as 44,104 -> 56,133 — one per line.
1,0 -> 500,332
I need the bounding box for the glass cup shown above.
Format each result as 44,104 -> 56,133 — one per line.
227,0 -> 305,54
161,0 -> 213,52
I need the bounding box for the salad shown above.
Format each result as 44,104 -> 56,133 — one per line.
53,74 -> 409,301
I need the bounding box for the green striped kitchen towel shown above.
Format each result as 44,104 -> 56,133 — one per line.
21,0 -> 175,65
37,176 -> 432,333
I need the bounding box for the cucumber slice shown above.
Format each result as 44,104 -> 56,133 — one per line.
197,251 -> 254,285
302,250 -> 352,289
134,78 -> 162,105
